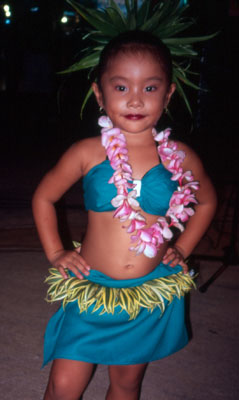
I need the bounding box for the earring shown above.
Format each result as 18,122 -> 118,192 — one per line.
99,106 -> 104,113
164,107 -> 169,114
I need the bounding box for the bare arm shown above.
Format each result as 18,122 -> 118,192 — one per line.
32,141 -> 91,279
163,142 -> 217,270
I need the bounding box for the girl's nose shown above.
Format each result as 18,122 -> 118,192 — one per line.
127,92 -> 143,108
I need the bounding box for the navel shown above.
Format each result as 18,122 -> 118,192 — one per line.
125,264 -> 135,270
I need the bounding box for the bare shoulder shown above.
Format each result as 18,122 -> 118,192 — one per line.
64,136 -> 102,160
33,135 -> 103,202
77,135 -> 105,174
55,135 -> 103,176
175,140 -> 199,161
75,135 -> 102,153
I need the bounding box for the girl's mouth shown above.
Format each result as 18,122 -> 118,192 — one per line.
125,114 -> 145,120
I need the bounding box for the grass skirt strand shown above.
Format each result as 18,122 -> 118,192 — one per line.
43,263 -> 195,366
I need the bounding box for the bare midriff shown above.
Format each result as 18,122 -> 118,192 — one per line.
80,210 -> 169,280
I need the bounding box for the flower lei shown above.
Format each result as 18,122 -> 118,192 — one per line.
99,116 -> 199,258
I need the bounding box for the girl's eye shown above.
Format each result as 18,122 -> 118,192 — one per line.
145,86 -> 157,92
115,85 -> 127,92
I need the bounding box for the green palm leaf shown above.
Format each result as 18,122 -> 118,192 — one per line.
166,43 -> 198,57
105,8 -> 127,31
164,33 -> 218,46
153,21 -> 195,39
136,0 -> 151,26
174,68 -> 201,91
173,73 -> 192,114
67,0 -> 119,36
140,6 -> 169,32
60,51 -> 101,74
62,0 -> 216,115
80,86 -> 93,119
124,0 -> 131,16
108,0 -> 128,27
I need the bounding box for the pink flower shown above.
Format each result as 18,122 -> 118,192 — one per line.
154,128 -> 171,142
130,240 -> 157,258
107,144 -> 127,160
109,170 -> 131,183
99,116 -> 198,259
139,229 -> 152,243
127,219 -> 146,233
143,242 -> 157,258
112,191 -> 139,207
113,200 -> 132,221
168,204 -> 195,222
131,224 -> 165,255
169,188 -> 198,208
158,146 -> 174,161
184,181 -> 199,191
156,218 -> 173,240
98,116 -> 113,129
168,157 -> 184,172
126,212 -> 146,233
167,213 -> 184,232
180,170 -> 194,182
110,154 -> 129,169
112,191 -> 139,221
101,128 -> 122,148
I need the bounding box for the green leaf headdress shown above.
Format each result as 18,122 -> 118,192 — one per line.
62,0 -> 216,116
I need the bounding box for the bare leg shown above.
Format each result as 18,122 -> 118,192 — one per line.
106,363 -> 148,400
44,359 -> 94,400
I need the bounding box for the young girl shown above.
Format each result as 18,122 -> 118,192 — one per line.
32,30 -> 217,400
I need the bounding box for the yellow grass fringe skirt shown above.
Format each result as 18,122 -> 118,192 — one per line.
43,263 -> 195,366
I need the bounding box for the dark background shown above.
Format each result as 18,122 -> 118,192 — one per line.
0,0 -> 238,209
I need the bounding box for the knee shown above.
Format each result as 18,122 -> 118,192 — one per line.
44,373 -> 74,400
44,360 -> 93,400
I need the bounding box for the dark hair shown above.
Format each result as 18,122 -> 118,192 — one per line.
95,30 -> 173,87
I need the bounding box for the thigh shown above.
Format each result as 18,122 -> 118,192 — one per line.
44,359 -> 94,400
108,363 -> 148,387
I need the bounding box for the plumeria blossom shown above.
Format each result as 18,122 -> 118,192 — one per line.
112,191 -> 140,221
98,116 -> 199,258
168,203 -> 194,222
121,210 -> 146,234
113,200 -> 132,221
99,116 -> 113,129
130,241 -> 157,258
156,217 -> 174,240
130,230 -> 158,258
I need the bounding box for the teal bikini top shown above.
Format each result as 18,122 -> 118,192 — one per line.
83,159 -> 177,216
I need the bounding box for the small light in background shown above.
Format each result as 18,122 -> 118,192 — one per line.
60,10 -> 78,34
61,16 -> 68,24
30,7 -> 39,13
2,4 -> 11,24
64,11 -> 75,17
179,0 -> 188,5
3,4 -> 10,12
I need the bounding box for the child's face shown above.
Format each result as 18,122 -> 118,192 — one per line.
93,51 -> 175,136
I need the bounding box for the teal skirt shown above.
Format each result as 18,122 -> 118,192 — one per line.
43,263 -> 192,366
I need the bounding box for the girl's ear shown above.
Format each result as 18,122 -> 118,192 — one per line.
92,82 -> 104,108
165,83 -> 176,108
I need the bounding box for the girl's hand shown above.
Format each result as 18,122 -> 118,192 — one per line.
50,247 -> 90,280
163,245 -> 188,274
